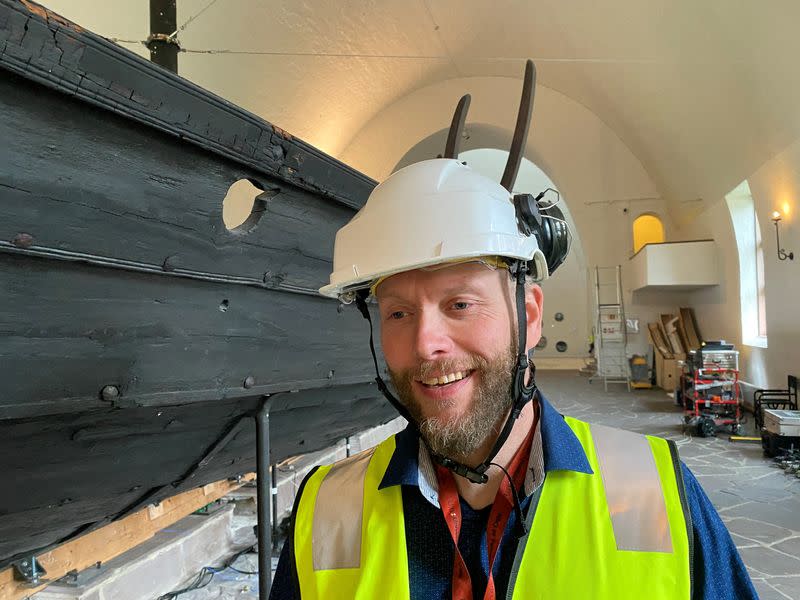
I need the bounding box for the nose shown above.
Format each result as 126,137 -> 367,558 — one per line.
413,310 -> 455,361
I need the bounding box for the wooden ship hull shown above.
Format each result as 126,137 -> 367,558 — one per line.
0,0 -> 395,573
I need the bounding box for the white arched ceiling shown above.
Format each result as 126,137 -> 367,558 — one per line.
40,0 -> 800,228
340,77 -> 665,268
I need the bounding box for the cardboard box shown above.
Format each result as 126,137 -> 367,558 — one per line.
656,354 -> 685,391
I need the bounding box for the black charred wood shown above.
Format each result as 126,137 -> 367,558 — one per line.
0,0 -> 394,569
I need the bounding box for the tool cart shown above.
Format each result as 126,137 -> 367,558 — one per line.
680,341 -> 743,437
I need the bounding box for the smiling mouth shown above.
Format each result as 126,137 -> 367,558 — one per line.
416,370 -> 474,388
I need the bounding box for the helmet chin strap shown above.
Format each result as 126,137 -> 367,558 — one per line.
354,259 -> 538,485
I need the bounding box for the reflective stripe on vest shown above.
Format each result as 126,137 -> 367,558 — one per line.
294,436 -> 409,600
591,422 -> 672,552
510,417 -> 691,599
294,417 -> 691,599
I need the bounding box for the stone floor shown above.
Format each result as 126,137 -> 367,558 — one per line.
538,370 -> 800,600
183,370 -> 800,599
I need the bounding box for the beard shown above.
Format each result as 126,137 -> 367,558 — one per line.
388,341 -> 516,464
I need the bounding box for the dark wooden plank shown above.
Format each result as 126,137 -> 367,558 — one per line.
0,63 -> 384,420
0,384 -> 395,566
0,71 -> 348,293
0,0 -> 375,209
0,254 -> 380,417
0,492 -> 144,562
0,402 -> 255,515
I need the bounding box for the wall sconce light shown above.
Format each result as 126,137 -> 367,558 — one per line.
771,211 -> 794,261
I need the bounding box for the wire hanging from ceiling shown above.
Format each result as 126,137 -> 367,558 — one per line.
105,41 -> 675,64
168,0 -> 221,40
106,3 -> 672,66
110,38 -> 143,46
179,48 -> 451,58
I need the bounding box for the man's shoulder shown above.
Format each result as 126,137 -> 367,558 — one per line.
570,416 -> 676,447
311,435 -> 401,489
314,445 -> 382,482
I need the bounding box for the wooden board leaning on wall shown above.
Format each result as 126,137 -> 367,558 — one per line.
649,307 -> 704,359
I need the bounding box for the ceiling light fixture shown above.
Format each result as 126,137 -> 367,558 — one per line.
771,211 -> 794,261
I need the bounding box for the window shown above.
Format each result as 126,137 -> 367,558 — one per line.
725,181 -> 767,347
632,214 -> 665,253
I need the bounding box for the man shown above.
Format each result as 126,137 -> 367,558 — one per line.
269,156 -> 757,599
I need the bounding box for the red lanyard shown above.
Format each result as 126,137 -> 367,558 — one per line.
435,406 -> 536,600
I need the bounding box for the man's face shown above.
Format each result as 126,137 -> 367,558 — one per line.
375,262 -> 543,462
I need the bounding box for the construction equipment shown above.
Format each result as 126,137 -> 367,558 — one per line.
680,341 -> 743,436
754,375 -> 798,430
761,409 -> 800,458
591,266 -> 629,391
629,355 -> 652,389
763,409 -> 800,436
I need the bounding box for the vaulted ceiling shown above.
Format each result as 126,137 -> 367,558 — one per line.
43,0 -> 800,215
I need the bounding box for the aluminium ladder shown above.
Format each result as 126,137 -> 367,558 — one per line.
593,265 -> 630,391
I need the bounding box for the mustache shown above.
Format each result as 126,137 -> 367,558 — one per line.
408,356 -> 489,381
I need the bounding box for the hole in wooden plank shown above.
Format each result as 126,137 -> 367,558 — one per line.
219,299 -> 229,312
223,178 -> 268,232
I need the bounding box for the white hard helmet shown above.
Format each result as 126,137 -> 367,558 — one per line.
318,158 -> 549,300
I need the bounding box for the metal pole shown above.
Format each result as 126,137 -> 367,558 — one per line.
256,398 -> 272,599
271,463 -> 278,543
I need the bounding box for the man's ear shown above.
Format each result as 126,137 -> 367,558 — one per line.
525,284 -> 544,353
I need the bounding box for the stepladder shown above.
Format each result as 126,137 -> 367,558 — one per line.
592,266 -> 630,391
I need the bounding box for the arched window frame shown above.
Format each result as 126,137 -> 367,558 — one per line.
725,181 -> 768,347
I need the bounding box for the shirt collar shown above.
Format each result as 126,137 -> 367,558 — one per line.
537,392 -> 593,474
378,392 -> 593,492
380,424 -> 421,489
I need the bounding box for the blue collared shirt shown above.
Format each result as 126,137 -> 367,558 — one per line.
270,395 -> 757,599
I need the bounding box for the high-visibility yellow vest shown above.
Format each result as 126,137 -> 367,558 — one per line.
293,416 -> 692,599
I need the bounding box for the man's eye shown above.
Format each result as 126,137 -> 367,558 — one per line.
389,311 -> 406,320
452,301 -> 470,310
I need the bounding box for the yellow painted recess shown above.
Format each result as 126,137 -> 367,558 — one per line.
633,214 -> 665,253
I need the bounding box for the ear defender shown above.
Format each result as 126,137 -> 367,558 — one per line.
513,193 -> 570,276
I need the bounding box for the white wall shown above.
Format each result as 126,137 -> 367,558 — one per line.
676,140 -> 800,388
